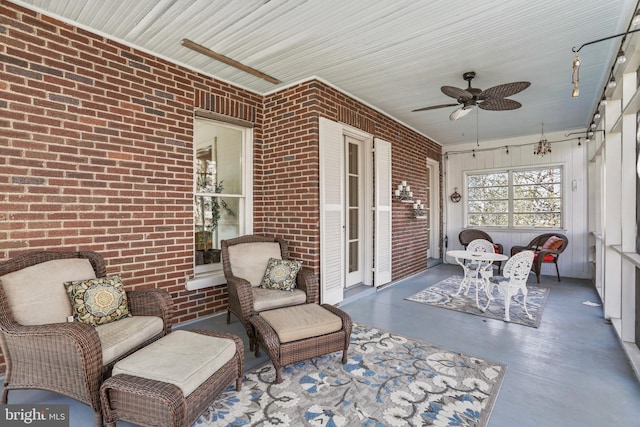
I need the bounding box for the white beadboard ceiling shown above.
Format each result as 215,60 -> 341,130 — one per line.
12,0 -> 638,146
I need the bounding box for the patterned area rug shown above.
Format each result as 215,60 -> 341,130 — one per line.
406,275 -> 550,328
195,323 -> 506,427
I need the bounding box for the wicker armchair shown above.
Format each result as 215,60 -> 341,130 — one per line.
0,251 -> 172,427
221,235 -> 319,349
510,233 -> 569,283
458,229 -> 505,274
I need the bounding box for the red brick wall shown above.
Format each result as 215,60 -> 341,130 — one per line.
0,2 -> 261,342
259,81 -> 442,281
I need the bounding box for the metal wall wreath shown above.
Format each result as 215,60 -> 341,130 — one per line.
450,187 -> 461,203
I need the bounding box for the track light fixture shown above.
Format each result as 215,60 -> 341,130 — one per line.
608,76 -> 617,89
600,96 -> 607,108
616,49 -> 627,64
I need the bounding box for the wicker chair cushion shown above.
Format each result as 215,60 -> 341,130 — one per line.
96,316 -> 165,365
0,258 -> 96,325
64,274 -> 131,326
252,287 -> 307,312
259,258 -> 302,291
260,304 -> 343,343
111,330 -> 236,397
228,242 -> 282,286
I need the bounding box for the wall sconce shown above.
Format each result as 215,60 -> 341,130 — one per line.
412,200 -> 426,219
394,181 -> 413,203
450,187 -> 461,203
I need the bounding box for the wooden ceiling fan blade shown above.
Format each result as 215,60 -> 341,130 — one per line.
480,81 -> 530,99
441,86 -> 473,100
411,103 -> 459,112
479,98 -> 522,111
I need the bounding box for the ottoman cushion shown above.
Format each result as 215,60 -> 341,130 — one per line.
112,330 -> 236,396
260,304 -> 343,343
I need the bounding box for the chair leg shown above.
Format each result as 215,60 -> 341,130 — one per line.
226,309 -> 231,324
2,388 -> 8,404
93,411 -> 103,427
555,262 -> 561,281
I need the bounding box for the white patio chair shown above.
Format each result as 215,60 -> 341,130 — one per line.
453,238 -> 496,304
487,250 -> 535,321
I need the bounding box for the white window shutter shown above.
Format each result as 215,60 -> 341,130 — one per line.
374,137 -> 392,286
319,117 -> 344,304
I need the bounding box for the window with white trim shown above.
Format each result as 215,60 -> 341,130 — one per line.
194,117 -> 253,277
466,166 -> 562,228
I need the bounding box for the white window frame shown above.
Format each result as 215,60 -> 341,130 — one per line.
465,164 -> 564,230
186,118 -> 253,290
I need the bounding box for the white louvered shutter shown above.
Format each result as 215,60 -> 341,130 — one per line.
374,138 -> 392,286
319,117 -> 345,304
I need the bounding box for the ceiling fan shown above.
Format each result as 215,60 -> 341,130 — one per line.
412,71 -> 531,120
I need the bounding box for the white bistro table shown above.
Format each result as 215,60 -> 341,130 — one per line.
446,250 -> 508,309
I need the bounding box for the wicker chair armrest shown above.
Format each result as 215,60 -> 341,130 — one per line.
226,275 -> 255,319
191,329 -> 244,376
297,267 -> 319,304
3,321 -> 103,378
536,248 -> 559,260
510,245 -> 528,256
493,243 -> 504,254
127,289 -> 173,335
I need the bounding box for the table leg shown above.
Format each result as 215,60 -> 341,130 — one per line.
452,257 -> 470,296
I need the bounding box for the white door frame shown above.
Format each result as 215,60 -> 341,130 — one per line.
345,134 -> 366,287
427,158 -> 441,260
343,125 -> 373,288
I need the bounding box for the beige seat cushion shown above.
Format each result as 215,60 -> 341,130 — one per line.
112,330 -> 236,397
0,258 -> 96,325
96,316 -> 164,365
260,304 -> 343,343
252,287 -> 307,312
228,242 -> 282,286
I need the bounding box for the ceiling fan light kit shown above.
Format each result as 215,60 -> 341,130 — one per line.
412,71 -> 530,120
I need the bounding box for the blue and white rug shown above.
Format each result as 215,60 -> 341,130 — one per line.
406,275 -> 550,328
196,323 -> 506,427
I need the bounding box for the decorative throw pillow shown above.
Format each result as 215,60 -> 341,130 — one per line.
259,258 -> 302,291
542,236 -> 563,251
64,274 -> 131,326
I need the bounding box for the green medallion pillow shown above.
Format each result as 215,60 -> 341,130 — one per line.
64,274 -> 131,326
259,258 -> 302,291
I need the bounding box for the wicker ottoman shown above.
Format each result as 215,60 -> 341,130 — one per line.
249,303 -> 352,384
99,329 -> 243,427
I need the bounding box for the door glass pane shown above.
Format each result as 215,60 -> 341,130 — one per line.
348,142 -> 358,174
349,208 -> 358,239
349,241 -> 358,273
349,176 -> 358,207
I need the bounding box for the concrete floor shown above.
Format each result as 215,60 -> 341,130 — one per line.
2,263 -> 640,426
